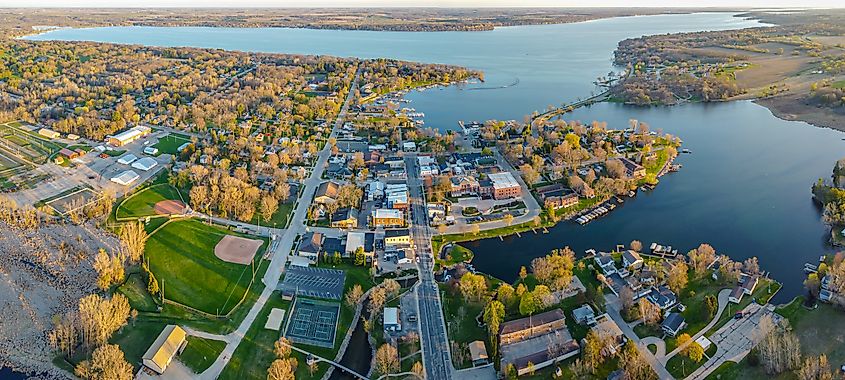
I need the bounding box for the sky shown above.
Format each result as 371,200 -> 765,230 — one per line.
3,1 -> 843,8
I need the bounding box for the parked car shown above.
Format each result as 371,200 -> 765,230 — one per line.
734,312 -> 744,319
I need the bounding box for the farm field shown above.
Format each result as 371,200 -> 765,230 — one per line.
144,218 -> 267,315
116,183 -> 184,219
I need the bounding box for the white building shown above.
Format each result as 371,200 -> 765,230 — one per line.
345,232 -> 365,256
108,125 -> 151,146
110,170 -> 140,186
384,307 -> 401,331
117,154 -> 138,165
402,141 -> 417,152
143,146 -> 159,156
131,157 -> 158,172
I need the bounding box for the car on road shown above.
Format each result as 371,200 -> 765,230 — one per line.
408,313 -> 417,322
734,312 -> 744,319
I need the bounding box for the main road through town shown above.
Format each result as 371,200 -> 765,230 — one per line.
405,153 -> 455,380
199,67 -> 361,380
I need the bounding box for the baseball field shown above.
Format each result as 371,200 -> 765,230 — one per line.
144,218 -> 266,315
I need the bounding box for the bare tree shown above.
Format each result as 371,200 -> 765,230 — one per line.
74,344 -> 133,380
119,221 -> 147,263
374,343 -> 400,376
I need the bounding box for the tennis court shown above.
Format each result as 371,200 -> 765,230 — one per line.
284,298 -> 340,348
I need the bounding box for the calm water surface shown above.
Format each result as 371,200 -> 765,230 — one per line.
26,13 -> 839,301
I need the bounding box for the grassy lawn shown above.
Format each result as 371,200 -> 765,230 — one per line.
180,336 -> 227,374
110,320 -> 169,371
439,284 -> 485,369
145,218 -> 267,315
117,272 -> 159,312
634,323 -> 663,339
438,244 -> 474,266
153,133 -> 192,155
248,202 -> 293,228
831,79 -> 845,89
117,183 -> 184,219
667,344 -> 717,379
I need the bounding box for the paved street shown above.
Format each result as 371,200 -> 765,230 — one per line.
406,154 -> 454,380
662,288 -> 731,363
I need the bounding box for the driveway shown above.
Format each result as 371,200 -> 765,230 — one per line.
662,288 -> 731,362
605,294 -> 674,380
685,303 -> 782,380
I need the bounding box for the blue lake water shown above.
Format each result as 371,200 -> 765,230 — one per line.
26,13 -> 840,302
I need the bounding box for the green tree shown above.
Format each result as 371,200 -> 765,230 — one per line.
483,300 -> 505,357
518,292 -> 537,316
354,246 -> 366,266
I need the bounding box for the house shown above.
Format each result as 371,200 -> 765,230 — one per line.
622,250 -> 644,270
662,312 -> 686,336
468,341 -> 489,367
330,207 -> 359,229
488,172 -> 522,200
594,253 -> 617,276
371,208 -> 404,228
544,191 -> 579,209
499,309 -> 580,376
402,141 -> 417,152
297,232 -> 323,263
384,229 -> 411,246
326,162 -> 352,179
142,325 -> 187,374
55,148 -> 82,163
500,309 -> 568,345
618,157 -> 646,180
729,274 -> 760,304
336,139 -> 368,153
384,307 -> 401,332
646,286 -> 678,310
572,304 -> 596,325
591,314 -> 626,354
367,181 -> 385,201
314,181 -> 340,205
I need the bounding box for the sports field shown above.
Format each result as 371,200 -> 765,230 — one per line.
153,133 -> 192,155
117,184 -> 184,219
145,219 -> 266,315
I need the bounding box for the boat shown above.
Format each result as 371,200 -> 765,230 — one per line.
681,149 -> 692,154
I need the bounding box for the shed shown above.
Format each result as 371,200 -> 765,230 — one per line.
468,340 -> 489,366
141,325 -> 187,374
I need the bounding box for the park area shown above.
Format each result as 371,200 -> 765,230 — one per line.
116,183 -> 185,219
144,218 -> 267,316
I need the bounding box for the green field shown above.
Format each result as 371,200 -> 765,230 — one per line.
117,273 -> 159,312
153,133 -> 192,155
181,336 -> 227,374
117,184 -> 184,219
145,219 -> 267,315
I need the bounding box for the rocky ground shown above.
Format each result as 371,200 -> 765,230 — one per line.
0,220 -> 118,378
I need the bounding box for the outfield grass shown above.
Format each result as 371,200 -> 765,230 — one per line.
181,336 -> 227,374
153,133 -> 192,155
117,183 -> 184,219
145,219 -> 266,315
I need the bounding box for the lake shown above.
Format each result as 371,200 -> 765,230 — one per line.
26,13 -> 839,301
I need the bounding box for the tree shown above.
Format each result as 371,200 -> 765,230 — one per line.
638,298 -> 661,326
758,323 -> 802,375
119,221 -> 147,263
382,279 -> 401,299
687,342 -> 704,363
470,224 -> 480,235
797,354 -> 833,380
518,291 -> 537,316
368,286 -> 387,317
460,272 -> 487,303
667,261 -> 689,294
582,329 -> 606,370
520,164 -> 540,185
497,283 -> 516,308
518,266 -> 527,280
345,284 -> 364,307
703,295 -> 718,320
804,273 -> 821,298
260,196 -> 279,221
504,213 -> 514,227
483,300 -> 505,356
77,294 -> 131,350
689,243 -> 716,276
354,246 -> 366,266
93,249 -> 125,291
411,361 -> 423,376
743,256 -> 761,276
74,344 -> 133,380
618,340 -> 653,380
267,358 -> 297,380
374,343 -> 400,376
630,240 -> 643,252
531,247 -> 575,291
